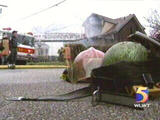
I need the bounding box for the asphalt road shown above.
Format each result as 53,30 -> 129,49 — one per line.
0,69 -> 160,120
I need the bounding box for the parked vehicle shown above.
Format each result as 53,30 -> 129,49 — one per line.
0,30 -> 35,65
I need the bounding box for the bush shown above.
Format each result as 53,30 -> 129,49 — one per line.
27,61 -> 66,65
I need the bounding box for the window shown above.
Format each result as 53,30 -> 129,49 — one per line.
18,35 -> 35,47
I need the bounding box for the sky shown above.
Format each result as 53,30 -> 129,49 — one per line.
0,0 -> 160,55
0,0 -> 160,33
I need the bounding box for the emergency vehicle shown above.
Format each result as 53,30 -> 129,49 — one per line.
0,30 -> 35,65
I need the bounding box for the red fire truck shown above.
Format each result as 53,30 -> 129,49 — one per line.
0,30 -> 35,65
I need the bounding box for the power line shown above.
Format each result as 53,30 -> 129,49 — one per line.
21,0 -> 66,20
16,0 -> 83,34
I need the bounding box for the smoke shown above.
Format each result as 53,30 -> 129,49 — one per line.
84,14 -> 103,38
82,14 -> 104,47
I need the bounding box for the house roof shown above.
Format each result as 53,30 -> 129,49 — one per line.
109,14 -> 145,33
83,13 -> 145,35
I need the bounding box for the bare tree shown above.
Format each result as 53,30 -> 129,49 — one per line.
145,9 -> 160,40
145,9 -> 160,31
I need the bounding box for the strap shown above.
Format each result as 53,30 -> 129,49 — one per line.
6,87 -> 91,101
7,86 -> 144,110
142,73 -> 154,89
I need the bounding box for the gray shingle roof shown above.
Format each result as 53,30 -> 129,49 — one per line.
109,14 -> 135,33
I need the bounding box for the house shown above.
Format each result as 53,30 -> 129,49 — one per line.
82,13 -> 146,48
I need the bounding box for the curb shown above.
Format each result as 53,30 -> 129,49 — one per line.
0,65 -> 68,69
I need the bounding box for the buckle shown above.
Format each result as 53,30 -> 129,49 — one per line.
142,73 -> 154,89
91,86 -> 100,106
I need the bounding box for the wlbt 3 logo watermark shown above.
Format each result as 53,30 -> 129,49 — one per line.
134,87 -> 151,108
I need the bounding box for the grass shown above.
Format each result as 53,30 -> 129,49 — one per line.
27,61 -> 66,65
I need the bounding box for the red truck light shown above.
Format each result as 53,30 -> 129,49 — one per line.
18,47 -> 35,54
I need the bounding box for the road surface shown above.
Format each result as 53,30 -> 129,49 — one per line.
0,69 -> 159,120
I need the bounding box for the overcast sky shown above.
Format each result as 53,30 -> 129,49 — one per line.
0,0 -> 160,33
0,0 -> 159,55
